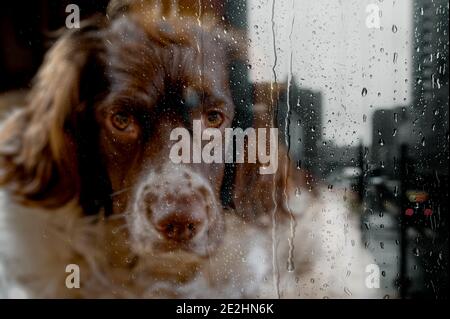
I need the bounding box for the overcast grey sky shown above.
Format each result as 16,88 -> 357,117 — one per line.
247,0 -> 413,146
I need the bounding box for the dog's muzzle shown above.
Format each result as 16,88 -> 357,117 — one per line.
127,165 -> 224,256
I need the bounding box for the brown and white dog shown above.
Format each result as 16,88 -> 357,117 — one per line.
0,0 -> 380,298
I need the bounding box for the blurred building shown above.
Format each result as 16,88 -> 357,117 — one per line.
317,141 -> 360,178
290,81 -> 323,176
370,0 -> 449,176
252,80 -> 323,176
370,106 -> 411,176
409,0 -> 449,174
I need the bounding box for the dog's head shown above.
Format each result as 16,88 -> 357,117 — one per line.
0,1 -> 243,279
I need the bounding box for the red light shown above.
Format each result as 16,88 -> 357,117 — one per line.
424,208 -> 433,216
405,208 -> 414,216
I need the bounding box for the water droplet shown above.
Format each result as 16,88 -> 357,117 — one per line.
287,261 -> 295,272
361,87 -> 368,96
393,52 -> 398,64
392,128 -> 397,136
344,287 -> 352,296
379,138 -> 385,146
394,113 -> 398,123
392,24 -> 398,33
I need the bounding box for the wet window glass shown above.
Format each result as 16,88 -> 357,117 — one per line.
0,0 -> 448,299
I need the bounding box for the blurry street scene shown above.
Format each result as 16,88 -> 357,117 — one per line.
249,0 -> 449,299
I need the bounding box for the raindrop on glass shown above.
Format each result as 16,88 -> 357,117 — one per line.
344,287 -> 352,296
287,261 -> 295,272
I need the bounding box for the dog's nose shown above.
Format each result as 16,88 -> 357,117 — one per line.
154,210 -> 205,242
141,170 -> 214,244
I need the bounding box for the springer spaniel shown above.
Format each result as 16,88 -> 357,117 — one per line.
0,0 -> 379,298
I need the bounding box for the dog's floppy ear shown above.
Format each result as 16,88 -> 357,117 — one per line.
231,101 -> 285,223
231,84 -> 314,223
0,19 -> 108,210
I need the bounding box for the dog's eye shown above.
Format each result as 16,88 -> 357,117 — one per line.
107,111 -> 140,140
111,113 -> 132,131
205,110 -> 224,128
